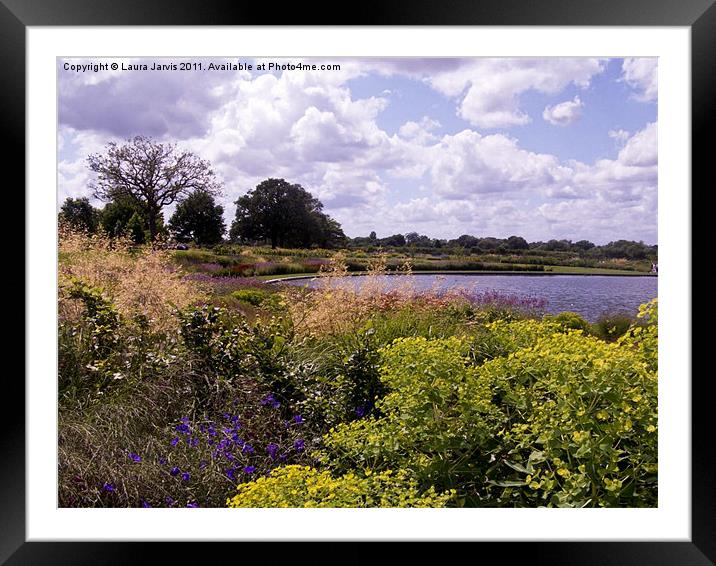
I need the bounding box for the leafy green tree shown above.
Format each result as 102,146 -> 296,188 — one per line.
88,135 -> 222,241
100,197 -> 165,242
506,235 -> 529,250
59,197 -> 100,233
126,212 -> 147,244
168,190 -> 226,246
230,178 -> 346,249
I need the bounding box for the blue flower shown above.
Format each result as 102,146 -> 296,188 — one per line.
175,423 -> 190,434
226,468 -> 237,480
158,457 -> 167,465
294,439 -> 305,452
188,437 -> 199,447
181,472 -> 191,481
165,496 -> 175,506
141,500 -> 152,508
266,443 -> 279,459
128,452 -> 142,463
242,443 -> 255,454
170,437 -> 179,447
170,466 -> 180,476
243,466 -> 256,474
186,502 -> 199,508
102,482 -> 115,492
293,415 -> 305,424
355,405 -> 367,418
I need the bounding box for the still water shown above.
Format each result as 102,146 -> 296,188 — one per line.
283,274 -> 658,322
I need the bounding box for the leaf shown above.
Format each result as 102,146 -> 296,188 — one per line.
504,460 -> 533,475
487,480 -> 527,488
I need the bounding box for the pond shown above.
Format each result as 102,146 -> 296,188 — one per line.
282,274 -> 658,322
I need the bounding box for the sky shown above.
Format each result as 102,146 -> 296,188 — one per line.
58,57 -> 657,245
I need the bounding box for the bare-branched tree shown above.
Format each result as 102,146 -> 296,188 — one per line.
88,135 -> 222,242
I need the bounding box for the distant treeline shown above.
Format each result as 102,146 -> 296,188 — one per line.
347,232 -> 657,261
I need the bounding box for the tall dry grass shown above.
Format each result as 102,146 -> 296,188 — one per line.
58,223 -> 207,335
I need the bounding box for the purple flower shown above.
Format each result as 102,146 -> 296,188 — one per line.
181,472 -> 191,481
199,460 -> 208,470
242,443 -> 255,455
186,502 -> 199,508
294,439 -> 305,452
175,423 -> 191,434
261,394 -> 280,408
170,437 -> 180,447
279,453 -> 287,461
243,466 -> 256,474
170,466 -> 180,477
226,468 -> 237,480
188,437 -> 199,447
158,457 -> 167,465
293,415 -> 304,424
141,500 -> 152,508
128,452 -> 142,463
355,405 -> 367,418
165,496 -> 175,506
266,443 -> 279,459
102,482 -> 115,492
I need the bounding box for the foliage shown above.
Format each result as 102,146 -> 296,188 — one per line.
59,197 -> 100,233
318,312 -> 657,507
58,226 -> 657,508
319,337 -> 505,498
483,325 -> 657,507
88,135 -> 222,241
230,178 -> 346,249
544,311 -> 592,333
227,465 -> 454,508
592,312 -> 636,342
168,190 -> 226,246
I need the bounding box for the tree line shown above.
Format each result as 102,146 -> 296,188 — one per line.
59,135 -> 657,260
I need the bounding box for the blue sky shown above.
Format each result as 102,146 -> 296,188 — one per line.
58,57 -> 657,244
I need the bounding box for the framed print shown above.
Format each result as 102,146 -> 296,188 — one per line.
9,0 -> 712,562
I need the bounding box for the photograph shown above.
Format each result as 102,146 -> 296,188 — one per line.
56,55 -> 659,510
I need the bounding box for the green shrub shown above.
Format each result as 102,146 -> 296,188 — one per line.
483,327 -> 657,507
320,336 -> 505,496
227,465 -> 454,507
319,311 -> 657,507
545,311 -> 591,333
231,288 -> 271,306
592,312 -> 636,341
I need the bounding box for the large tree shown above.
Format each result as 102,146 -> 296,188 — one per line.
58,197 -> 100,233
168,190 -> 226,246
88,136 -> 222,241
230,178 -> 346,249
100,196 -> 166,243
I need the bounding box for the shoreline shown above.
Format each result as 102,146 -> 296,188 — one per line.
264,270 -> 658,284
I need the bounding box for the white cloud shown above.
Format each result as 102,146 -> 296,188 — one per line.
608,129 -> 630,145
428,130 -> 573,199
621,58 -> 658,102
57,58 -> 656,244
542,96 -> 584,126
424,58 -> 604,129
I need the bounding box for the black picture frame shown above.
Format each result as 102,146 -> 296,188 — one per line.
7,0 -> 711,563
